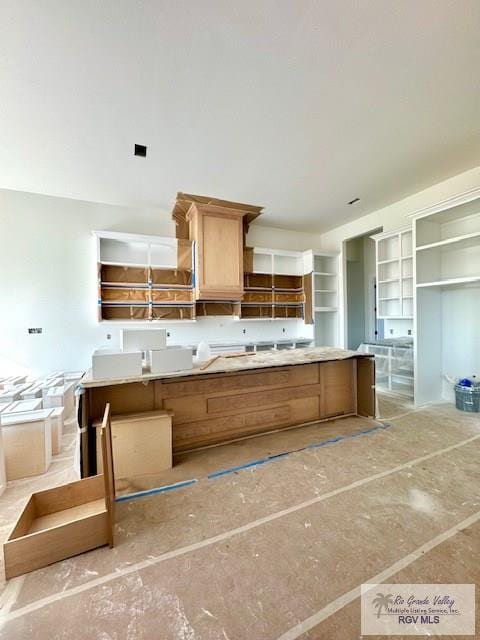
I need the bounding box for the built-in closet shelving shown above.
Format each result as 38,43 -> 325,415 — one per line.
311,253 -> 340,347
242,249 -> 306,320
373,227 -> 413,320
411,188 -> 480,404
371,227 -> 414,398
95,231 -> 195,321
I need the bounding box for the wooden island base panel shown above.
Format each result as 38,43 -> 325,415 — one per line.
80,348 -> 375,476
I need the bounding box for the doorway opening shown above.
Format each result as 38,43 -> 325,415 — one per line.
343,228 -> 382,350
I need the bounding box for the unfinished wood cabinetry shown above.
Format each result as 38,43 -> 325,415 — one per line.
95,410 -> 172,491
4,405 -> 115,579
241,248 -> 308,320
187,203 -> 247,301
84,356 -> 374,461
94,231 -> 195,321
171,193 -> 264,304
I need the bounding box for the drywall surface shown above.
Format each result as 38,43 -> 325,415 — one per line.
320,165 -> 480,251
441,286 -> 480,400
0,189 -> 319,377
248,224 -> 322,251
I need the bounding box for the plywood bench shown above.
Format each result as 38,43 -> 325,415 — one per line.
3,404 -> 115,579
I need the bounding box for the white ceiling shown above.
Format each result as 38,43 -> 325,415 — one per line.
1,1 -> 479,232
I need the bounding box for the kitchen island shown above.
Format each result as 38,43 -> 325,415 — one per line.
79,347 -> 375,476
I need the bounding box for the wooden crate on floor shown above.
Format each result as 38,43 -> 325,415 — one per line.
3,404 -> 115,579
95,410 -> 172,489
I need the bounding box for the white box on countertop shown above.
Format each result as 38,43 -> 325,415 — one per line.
149,347 -> 193,374
92,349 -> 143,380
121,329 -> 167,352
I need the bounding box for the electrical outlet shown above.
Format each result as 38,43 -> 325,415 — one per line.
242,328 -> 246,334
167,332 -> 171,338
106,333 -> 111,340
407,329 -> 412,336
28,328 -> 42,334
390,329 -> 394,335
282,327 -> 286,333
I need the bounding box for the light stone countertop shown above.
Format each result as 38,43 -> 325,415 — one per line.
80,346 -> 371,389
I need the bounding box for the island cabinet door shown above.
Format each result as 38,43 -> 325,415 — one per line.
188,203 -> 246,301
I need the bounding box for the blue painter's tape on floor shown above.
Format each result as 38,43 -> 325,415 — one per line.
115,478 -> 197,503
117,420 -> 393,501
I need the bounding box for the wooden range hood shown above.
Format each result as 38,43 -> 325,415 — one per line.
171,193 -> 263,302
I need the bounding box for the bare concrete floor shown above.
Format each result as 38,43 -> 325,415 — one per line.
0,393 -> 479,639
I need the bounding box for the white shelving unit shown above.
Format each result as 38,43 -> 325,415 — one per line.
93,230 -> 195,322
371,227 -> 414,398
359,342 -> 414,397
305,252 -> 340,347
411,187 -> 480,405
243,247 -> 306,321
372,226 -> 414,321
96,231 -> 179,268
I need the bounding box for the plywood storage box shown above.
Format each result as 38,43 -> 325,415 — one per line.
4,404 -> 115,579
3,399 -> 43,414
0,429 -> 7,497
50,407 -> 65,455
1,376 -> 27,390
21,383 -> 44,399
1,410 -> 52,480
96,410 -> 172,488
44,382 -> 75,415
0,384 -> 33,403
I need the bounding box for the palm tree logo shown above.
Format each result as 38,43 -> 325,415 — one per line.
373,593 -> 394,618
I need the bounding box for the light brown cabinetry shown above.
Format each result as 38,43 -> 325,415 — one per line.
83,356 -> 375,464
187,203 -> 247,301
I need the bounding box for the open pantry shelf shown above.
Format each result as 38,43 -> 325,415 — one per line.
411,188 -> 480,405
416,275 -> 480,289
94,231 -> 195,322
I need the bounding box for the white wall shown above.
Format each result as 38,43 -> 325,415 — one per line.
0,189 -> 321,377
320,165 -> 480,251
321,165 -> 480,354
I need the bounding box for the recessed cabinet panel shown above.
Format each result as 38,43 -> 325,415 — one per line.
188,204 -> 246,301
202,215 -> 242,289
